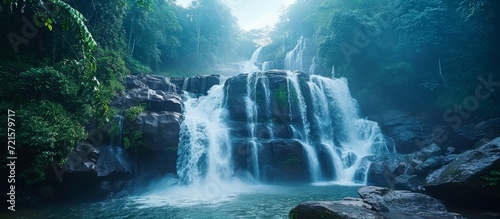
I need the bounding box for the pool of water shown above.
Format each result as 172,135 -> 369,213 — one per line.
7,181 -> 360,219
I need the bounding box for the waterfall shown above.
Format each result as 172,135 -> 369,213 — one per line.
284,37 -> 305,72
309,56 -> 318,75
306,75 -> 393,183
262,61 -> 274,72
286,72 -> 322,181
176,82 -> 232,184
250,46 -> 263,63
175,71 -> 392,185
245,72 -> 260,179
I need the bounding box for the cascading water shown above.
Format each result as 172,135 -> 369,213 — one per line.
250,46 -> 263,63
306,76 -> 392,183
284,37 -> 305,72
176,82 -> 233,185
175,71 -> 393,185
245,72 -> 261,179
262,61 -> 274,72
286,72 -> 322,181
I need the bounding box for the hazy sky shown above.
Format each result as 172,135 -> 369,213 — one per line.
176,0 -> 296,30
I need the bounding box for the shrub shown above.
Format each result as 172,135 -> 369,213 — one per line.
17,101 -> 86,183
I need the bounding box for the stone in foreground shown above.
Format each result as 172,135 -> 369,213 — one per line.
290,198 -> 384,219
290,186 -> 464,219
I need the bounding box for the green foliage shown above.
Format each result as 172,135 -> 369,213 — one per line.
274,83 -> 288,109
124,105 -> 145,121
126,56 -> 152,75
123,130 -> 142,149
376,61 -> 415,90
17,101 -> 86,183
481,170 -> 500,187
94,49 -> 129,101
282,156 -> 301,168
270,0 -> 500,113
16,67 -> 73,102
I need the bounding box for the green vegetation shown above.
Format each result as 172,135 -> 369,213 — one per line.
124,105 -> 146,121
282,156 -> 301,169
266,0 -> 500,114
274,83 -> 288,109
17,101 -> 86,183
482,170 -> 500,187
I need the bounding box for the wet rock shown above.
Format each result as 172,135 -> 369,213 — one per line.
126,75 -> 179,93
375,111 -> 432,154
136,111 -> 183,151
420,144 -> 442,158
66,142 -> 100,172
170,74 -> 221,96
95,145 -> 131,177
424,137 -> 500,210
261,139 -> 309,182
415,156 -> 444,176
357,186 -> 464,218
366,154 -> 412,188
125,75 -> 146,89
124,88 -> 183,113
394,175 -> 425,191
445,118 -> 500,151
290,186 -> 464,219
289,199 -> 385,219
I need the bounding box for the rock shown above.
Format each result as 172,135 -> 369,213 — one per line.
445,118 -> 500,151
124,88 -> 183,113
126,75 -> 180,93
420,144 -> 442,158
225,74 -> 249,122
290,186 -> 464,219
169,75 -> 220,96
415,156 -> 444,176
357,186 -> 464,219
375,111 -> 432,154
289,199 -> 385,219
366,154 -> 413,188
441,154 -> 457,165
136,111 -> 183,151
394,175 -> 425,191
424,137 -> 500,209
125,75 -> 146,89
66,142 -> 100,172
95,145 -> 131,177
261,139 -> 310,182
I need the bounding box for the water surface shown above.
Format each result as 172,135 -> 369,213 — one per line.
8,183 -> 359,219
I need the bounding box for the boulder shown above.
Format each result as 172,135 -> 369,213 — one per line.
375,111 -> 432,154
170,75 -> 220,96
358,186 -> 464,218
444,118 -> 500,152
424,137 -> 500,209
394,175 -> 424,191
66,142 -> 100,173
124,88 -> 183,113
96,145 -> 131,177
126,75 -> 180,93
125,75 -> 146,89
261,139 -> 309,182
136,111 -> 183,151
366,154 -> 413,188
420,144 -> 443,158
289,198 -> 385,219
415,156 -> 444,176
290,186 -> 464,219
